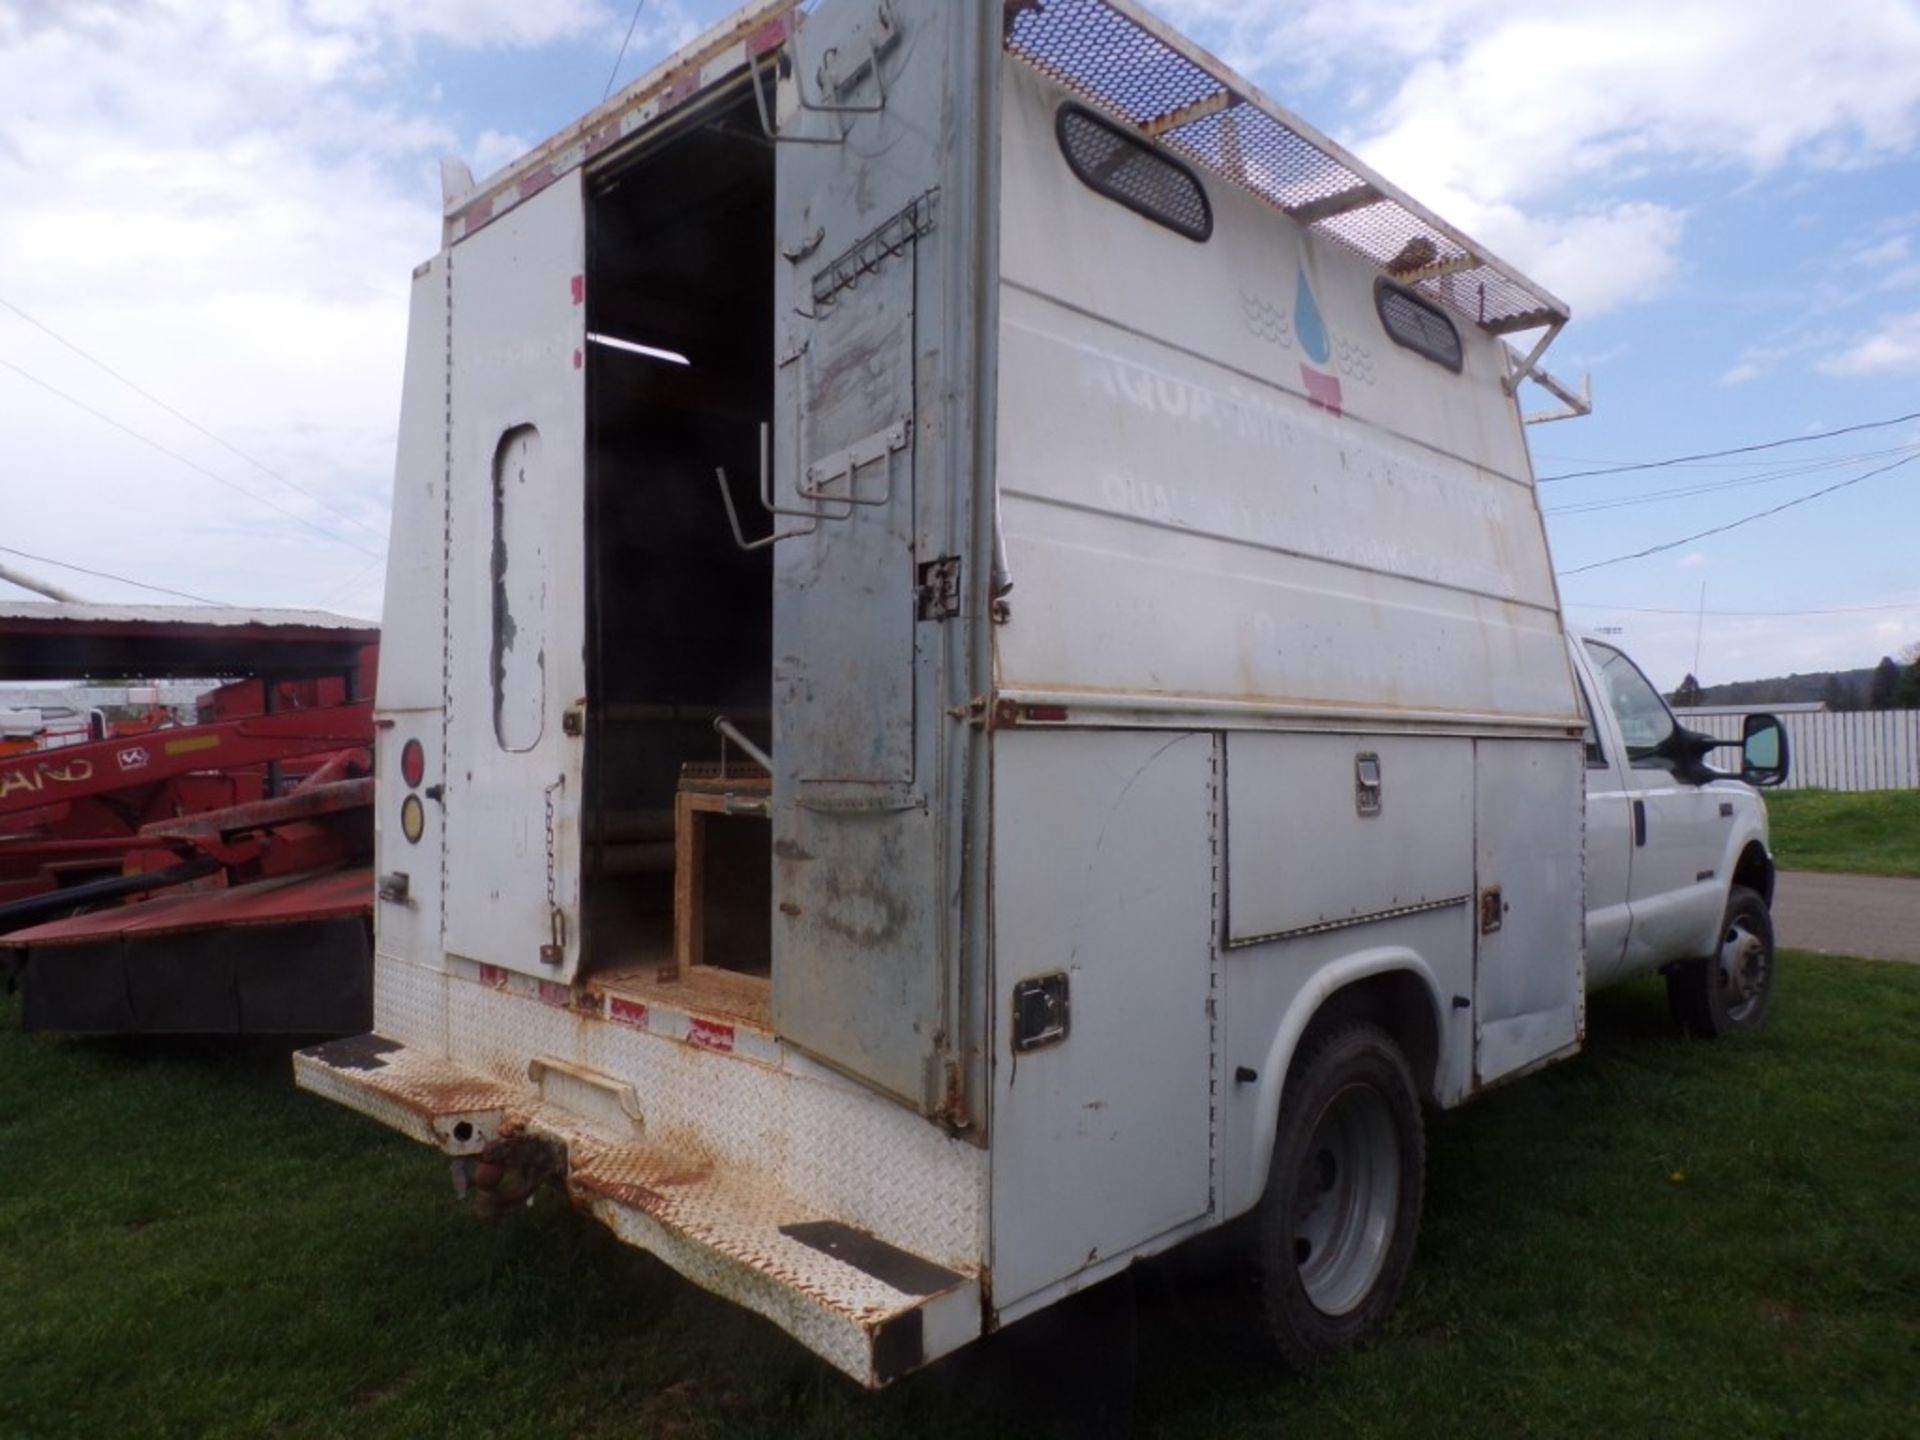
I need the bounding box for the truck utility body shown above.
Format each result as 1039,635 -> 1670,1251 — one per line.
297,0 -> 1780,1386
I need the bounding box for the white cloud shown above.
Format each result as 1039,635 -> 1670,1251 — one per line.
0,0 -> 486,611
1721,361 -> 1764,386
302,0 -> 614,50
1497,202 -> 1687,318
1165,0 -> 1920,321
1820,311 -> 1920,375
471,128 -> 534,180
1678,552 -> 1710,570
1842,225 -> 1920,290
1358,4 -> 1920,193
1850,235 -> 1912,268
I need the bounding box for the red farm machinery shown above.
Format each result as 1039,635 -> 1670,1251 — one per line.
0,601 -> 377,1034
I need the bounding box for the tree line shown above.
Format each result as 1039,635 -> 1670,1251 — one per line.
1669,644 -> 1920,710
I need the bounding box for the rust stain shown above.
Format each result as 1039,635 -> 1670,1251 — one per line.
746,13 -> 793,58
372,1069 -> 517,1123
816,869 -> 909,948
659,67 -> 700,111
575,1174 -> 668,1212
582,121 -> 620,160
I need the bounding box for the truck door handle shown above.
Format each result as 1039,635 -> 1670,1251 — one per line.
1633,799 -> 1647,847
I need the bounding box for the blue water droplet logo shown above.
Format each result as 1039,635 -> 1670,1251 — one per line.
1294,266 -> 1331,365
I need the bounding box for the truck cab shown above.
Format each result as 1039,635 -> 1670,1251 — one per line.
1569,632 -> 1787,1034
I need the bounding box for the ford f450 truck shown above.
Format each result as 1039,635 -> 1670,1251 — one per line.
1570,632 -> 1784,1037
295,0 -> 1787,1386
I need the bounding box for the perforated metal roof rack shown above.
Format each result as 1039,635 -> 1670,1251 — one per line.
1004,0 -> 1577,398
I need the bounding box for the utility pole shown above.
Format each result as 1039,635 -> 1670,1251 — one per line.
1691,581 -> 1707,682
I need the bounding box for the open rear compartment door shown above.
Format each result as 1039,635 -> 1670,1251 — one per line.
443,174 -> 590,983
767,0 -> 995,1115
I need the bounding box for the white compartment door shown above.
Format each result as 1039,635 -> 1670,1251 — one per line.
1473,738 -> 1585,1082
989,731 -> 1216,1309
442,174 -> 589,982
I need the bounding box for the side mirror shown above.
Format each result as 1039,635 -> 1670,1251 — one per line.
1659,724 -> 1722,785
1741,714 -> 1789,788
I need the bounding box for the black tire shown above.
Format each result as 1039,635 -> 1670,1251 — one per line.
1666,885 -> 1775,1038
1244,1021 -> 1425,1370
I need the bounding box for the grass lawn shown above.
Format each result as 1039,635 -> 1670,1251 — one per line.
3,955 -> 1917,1439
1764,788 -> 1920,878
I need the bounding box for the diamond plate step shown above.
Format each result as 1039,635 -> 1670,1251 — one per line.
294,1034 -> 981,1386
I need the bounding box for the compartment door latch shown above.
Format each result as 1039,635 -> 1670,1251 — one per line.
1480,886 -> 1504,935
917,555 -> 962,621
1011,972 -> 1070,1052
1354,751 -> 1383,817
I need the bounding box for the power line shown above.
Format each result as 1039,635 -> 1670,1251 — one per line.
1564,596 -> 1920,618
0,358 -> 383,561
312,554 -> 387,611
0,293 -> 387,541
0,544 -> 227,605
1557,449 -> 1920,576
603,0 -> 648,102
1537,409 -> 1920,483
1545,442 -> 1920,515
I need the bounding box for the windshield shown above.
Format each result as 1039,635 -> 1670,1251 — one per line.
1584,640 -> 1677,763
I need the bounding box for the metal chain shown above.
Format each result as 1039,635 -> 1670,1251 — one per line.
544,774 -> 563,910
542,774 -> 565,962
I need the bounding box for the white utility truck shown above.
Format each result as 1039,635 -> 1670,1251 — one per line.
297,0 -> 1788,1385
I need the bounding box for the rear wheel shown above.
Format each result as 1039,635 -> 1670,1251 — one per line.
1666,885 -> 1774,1038
1245,1022 -> 1424,1369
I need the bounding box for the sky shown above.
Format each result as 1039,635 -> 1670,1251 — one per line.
2,0 -> 1918,690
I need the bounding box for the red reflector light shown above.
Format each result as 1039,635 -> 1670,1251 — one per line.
400,738 -> 425,788
1024,705 -> 1070,722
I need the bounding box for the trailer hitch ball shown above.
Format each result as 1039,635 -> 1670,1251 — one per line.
450,1131 -> 567,1219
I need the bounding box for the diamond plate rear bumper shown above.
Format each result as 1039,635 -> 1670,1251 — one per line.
293,1034 -> 981,1387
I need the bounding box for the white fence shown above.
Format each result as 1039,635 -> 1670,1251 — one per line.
1685,708 -> 1920,791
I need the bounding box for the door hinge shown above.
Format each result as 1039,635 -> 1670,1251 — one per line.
916,555 -> 962,620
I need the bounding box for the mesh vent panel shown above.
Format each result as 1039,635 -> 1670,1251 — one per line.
1377,284 -> 1464,372
1006,0 -> 1567,335
1058,105 -> 1212,241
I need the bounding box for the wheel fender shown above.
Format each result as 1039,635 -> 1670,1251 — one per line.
1682,819 -> 1773,959
1721,821 -> 1774,901
1231,947 -> 1445,1221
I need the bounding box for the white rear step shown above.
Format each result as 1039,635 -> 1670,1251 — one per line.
294,1035 -> 980,1386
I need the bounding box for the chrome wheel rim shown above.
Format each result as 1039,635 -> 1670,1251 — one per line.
1718,915 -> 1770,1023
1291,1082 -> 1401,1316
